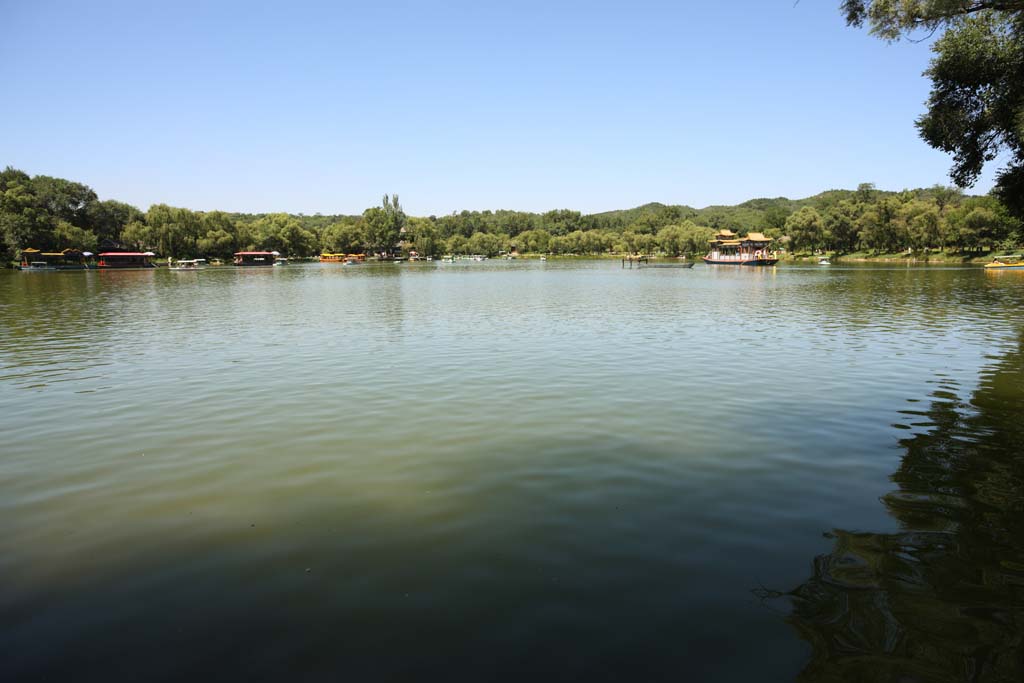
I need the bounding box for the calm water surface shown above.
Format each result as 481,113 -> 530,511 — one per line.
2,261 -> 1023,681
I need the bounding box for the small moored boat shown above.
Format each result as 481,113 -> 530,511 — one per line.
168,258 -> 207,271
819,258 -> 831,266
984,255 -> 1024,270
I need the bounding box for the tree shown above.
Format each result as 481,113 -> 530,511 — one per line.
197,211 -> 241,258
842,2 -> 1024,217
86,200 -> 142,244
362,194 -> 406,256
540,209 -> 582,236
515,229 -> 552,254
121,219 -> 155,251
785,206 -> 827,252
823,200 -> 862,252
858,197 -> 906,253
144,204 -> 202,256
54,220 -> 97,252
252,213 -> 316,256
446,234 -> 468,255
408,217 -> 441,257
761,205 -> 791,233
656,225 -> 688,255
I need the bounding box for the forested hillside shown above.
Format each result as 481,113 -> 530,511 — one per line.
2,166 -> 1020,261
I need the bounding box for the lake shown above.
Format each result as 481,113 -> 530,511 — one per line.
2,260 -> 1023,681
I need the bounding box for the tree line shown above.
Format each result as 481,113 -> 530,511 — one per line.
2,166 -> 1021,263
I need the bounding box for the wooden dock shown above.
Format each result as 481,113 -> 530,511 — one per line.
622,256 -> 694,269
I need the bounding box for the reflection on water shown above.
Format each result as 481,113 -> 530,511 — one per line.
2,262 -> 1024,681
786,334 -> 1024,682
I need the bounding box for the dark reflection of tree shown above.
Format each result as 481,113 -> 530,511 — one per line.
787,334 -> 1024,682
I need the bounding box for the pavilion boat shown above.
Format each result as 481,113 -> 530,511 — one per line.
320,253 -> 345,263
984,255 -> 1024,271
234,251 -> 277,267
97,252 -> 156,269
703,230 -> 779,266
18,248 -> 88,270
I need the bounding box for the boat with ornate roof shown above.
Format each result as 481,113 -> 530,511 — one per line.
18,248 -> 88,270
97,251 -> 156,268
703,230 -> 778,266
234,251 -> 277,266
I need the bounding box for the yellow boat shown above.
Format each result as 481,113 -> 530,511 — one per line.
984,256 -> 1024,270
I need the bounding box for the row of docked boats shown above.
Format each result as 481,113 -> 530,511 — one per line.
17,248 -> 157,270
18,245 -> 1024,271
17,249 -> 291,270
320,253 -> 366,265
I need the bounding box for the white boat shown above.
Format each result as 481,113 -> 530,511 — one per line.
273,257 -> 289,266
168,258 -> 207,271
818,258 -> 831,266
539,256 -> 547,261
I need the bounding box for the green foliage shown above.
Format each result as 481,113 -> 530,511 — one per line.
445,234 -> 468,255
251,213 -> 316,256
362,194 -> 406,255
785,207 -> 827,252
513,229 -> 552,253
843,2 -> 1024,218
406,217 -> 441,257
322,219 -> 365,254
823,201 -> 861,252
466,231 -> 506,257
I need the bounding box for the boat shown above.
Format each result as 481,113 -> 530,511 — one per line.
539,256 -> 547,261
703,230 -> 779,266
640,260 -> 695,269
97,251 -> 156,269
273,256 -> 289,266
320,253 -> 346,263
210,258 -> 224,266
168,258 -> 207,271
819,258 -> 831,266
441,256 -> 455,263
234,251 -> 276,266
984,255 -> 1024,270
17,248 -> 88,270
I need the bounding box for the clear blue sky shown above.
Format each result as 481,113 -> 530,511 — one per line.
0,0 -> 996,216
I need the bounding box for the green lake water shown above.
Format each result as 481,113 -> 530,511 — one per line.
2,260 -> 1023,681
